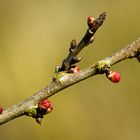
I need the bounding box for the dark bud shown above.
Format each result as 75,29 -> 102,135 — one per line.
36,117 -> 42,125
69,39 -> 77,52
99,12 -> 106,21
95,12 -> 106,27
71,56 -> 82,65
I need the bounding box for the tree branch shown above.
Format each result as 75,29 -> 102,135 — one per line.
0,12 -> 140,125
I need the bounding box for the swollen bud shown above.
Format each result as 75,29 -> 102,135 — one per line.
38,99 -> 53,115
70,66 -> 80,74
38,99 -> 51,110
87,16 -> 95,28
106,71 -> 121,83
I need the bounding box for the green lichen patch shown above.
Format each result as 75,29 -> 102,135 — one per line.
25,106 -> 38,118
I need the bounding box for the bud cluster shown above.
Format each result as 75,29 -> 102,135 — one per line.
36,99 -> 53,125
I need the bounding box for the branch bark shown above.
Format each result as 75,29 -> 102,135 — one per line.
0,37 -> 139,125
0,12 -> 140,125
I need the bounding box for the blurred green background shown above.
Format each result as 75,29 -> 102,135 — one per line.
0,0 -> 140,140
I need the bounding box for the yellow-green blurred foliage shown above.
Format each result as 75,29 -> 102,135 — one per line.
0,0 -> 140,140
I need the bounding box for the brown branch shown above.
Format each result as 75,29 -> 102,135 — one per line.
60,12 -> 106,71
0,12 -> 140,125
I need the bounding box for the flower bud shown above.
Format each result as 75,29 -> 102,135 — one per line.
70,66 -> 80,74
38,99 -> 51,110
106,71 -> 121,83
87,16 -> 95,28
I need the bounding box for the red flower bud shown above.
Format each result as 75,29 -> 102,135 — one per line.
87,16 -> 95,28
0,107 -> 3,114
38,99 -> 51,110
106,71 -> 121,83
70,66 -> 80,74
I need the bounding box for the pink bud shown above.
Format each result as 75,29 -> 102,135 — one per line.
70,66 -> 80,74
106,71 -> 121,83
0,107 -> 3,114
87,16 -> 95,28
38,99 -> 51,110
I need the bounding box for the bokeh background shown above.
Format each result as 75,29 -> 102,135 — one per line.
0,0 -> 140,140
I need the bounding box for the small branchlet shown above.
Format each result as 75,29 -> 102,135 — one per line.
59,12 -> 106,72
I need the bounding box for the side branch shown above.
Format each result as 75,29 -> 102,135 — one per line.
60,12 -> 106,71
0,38 -> 140,125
